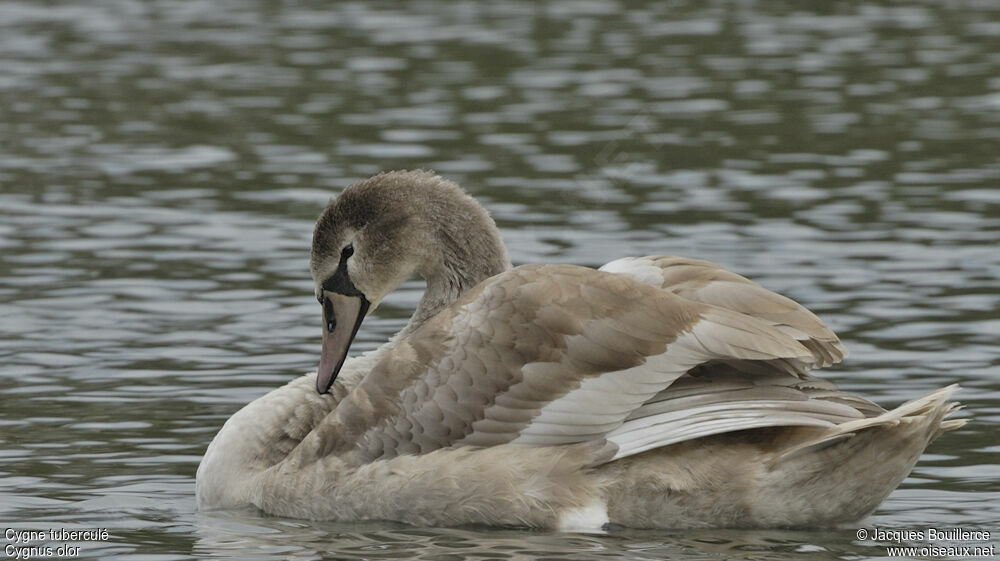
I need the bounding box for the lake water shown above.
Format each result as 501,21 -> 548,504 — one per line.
1,1 -> 998,559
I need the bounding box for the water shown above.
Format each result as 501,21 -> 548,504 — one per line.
1,1 -> 998,559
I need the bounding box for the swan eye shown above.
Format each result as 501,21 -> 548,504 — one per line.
340,244 -> 354,261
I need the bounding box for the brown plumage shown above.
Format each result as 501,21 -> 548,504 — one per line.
196,170 -> 966,530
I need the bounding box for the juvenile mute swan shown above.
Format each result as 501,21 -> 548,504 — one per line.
196,170 -> 965,530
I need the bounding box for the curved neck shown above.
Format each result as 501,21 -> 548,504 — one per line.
402,219 -> 512,337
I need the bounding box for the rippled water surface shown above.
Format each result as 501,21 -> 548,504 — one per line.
1,1 -> 998,559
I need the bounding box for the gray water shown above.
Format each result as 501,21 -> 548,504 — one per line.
1,1 -> 998,559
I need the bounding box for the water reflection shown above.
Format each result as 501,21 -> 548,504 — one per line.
1,0 -> 998,559
192,514 -> 888,561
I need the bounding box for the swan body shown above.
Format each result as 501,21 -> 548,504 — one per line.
196,170 -> 965,530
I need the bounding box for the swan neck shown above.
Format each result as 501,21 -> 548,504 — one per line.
404,229 -> 511,335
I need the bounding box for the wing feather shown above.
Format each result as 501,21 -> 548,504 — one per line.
314,263 -> 818,463
606,373 -> 880,460
600,256 -> 847,367
603,364 -> 884,460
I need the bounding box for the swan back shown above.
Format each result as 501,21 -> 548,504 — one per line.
289,263 -> 821,466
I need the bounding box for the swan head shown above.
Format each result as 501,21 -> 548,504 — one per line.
310,170 -> 510,394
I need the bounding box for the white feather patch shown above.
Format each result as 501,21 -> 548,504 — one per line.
599,256 -> 664,286
558,499 -> 609,533
606,405 -> 837,460
511,332 -> 710,446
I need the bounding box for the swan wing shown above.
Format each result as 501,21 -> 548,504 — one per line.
605,366 -> 885,459
593,255 -> 859,458
600,256 -> 846,367
309,263 -> 818,464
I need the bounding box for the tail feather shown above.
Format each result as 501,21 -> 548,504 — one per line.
747,384 -> 966,527
776,384 -> 964,462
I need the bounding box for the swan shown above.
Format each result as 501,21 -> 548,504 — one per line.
196,170 -> 965,530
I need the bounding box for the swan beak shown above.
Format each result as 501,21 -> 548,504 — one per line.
317,291 -> 370,394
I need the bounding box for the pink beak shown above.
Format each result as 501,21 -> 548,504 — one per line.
317,290 -> 369,394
